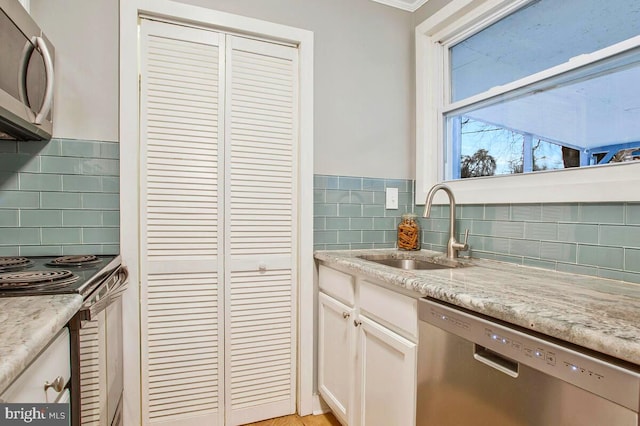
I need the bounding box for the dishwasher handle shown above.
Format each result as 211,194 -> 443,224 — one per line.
473,344 -> 519,378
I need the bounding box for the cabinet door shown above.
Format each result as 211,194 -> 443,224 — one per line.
356,315 -> 417,426
318,292 -> 355,425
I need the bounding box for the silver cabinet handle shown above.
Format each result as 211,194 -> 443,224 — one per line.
342,312 -> 350,319
34,36 -> 54,125
44,376 -> 65,393
353,319 -> 362,327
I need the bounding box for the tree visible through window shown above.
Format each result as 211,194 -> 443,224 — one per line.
445,0 -> 640,181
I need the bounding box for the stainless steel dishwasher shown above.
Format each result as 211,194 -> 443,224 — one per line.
417,297 -> 640,426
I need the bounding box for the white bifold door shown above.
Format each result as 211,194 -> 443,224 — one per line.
139,18 -> 298,426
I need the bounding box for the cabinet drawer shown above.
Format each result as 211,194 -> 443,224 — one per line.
1,328 -> 70,403
359,280 -> 417,340
319,265 -> 355,306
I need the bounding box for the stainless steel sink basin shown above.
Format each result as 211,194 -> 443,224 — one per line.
357,255 -> 467,270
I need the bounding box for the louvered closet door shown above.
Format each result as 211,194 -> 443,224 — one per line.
224,36 -> 298,426
139,19 -> 224,426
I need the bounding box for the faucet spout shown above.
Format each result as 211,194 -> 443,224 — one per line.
423,184 -> 469,259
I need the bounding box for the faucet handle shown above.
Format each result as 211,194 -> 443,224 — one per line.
453,229 -> 470,252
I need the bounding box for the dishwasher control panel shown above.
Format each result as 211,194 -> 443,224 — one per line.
419,298 -> 640,412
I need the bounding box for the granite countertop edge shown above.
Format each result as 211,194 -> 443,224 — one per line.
315,249 -> 640,366
0,294 -> 83,397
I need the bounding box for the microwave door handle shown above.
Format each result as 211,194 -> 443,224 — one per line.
17,39 -> 35,121
34,36 -> 54,125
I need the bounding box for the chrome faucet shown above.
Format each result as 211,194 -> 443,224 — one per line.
423,184 -> 469,259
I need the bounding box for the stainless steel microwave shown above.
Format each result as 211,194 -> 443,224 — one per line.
0,0 -> 54,140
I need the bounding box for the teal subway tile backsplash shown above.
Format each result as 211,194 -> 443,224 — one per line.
0,138 -> 119,255
626,204 -> 640,225
0,191 -> 39,208
20,173 -> 63,191
21,210 -> 63,227
41,156 -> 83,174
599,225 -> 640,247
558,223 -> 598,244
578,245 -> 624,270
314,174 -> 640,283
83,228 -> 120,244
579,203 -> 625,224
541,203 -> 580,222
18,139 -> 60,156
0,172 -> 18,190
338,176 -> 362,190
41,192 -> 82,209
524,222 -> 558,241
625,249 -> 640,273
511,204 -> 542,221
338,204 -> 362,217
62,175 -> 102,192
82,193 -> 119,209
314,174 -> 414,250
363,178 -> 385,191
62,210 -> 103,226
60,140 -> 102,158
0,154 -> 39,173
0,210 -> 19,226
42,228 -> 82,245
0,228 -> 40,245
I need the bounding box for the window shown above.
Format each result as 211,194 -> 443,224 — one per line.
415,0 -> 640,204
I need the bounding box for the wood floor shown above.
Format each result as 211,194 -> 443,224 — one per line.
242,413 -> 340,426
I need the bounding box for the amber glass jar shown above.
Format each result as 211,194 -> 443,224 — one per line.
397,213 -> 421,250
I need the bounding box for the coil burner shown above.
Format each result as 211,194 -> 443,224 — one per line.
0,270 -> 79,291
0,257 -> 34,272
47,255 -> 101,267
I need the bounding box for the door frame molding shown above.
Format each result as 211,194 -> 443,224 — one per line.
119,2 -> 314,424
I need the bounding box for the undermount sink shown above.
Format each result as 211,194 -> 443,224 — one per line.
357,254 -> 467,270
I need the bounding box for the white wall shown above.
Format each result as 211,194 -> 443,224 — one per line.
175,0 -> 414,180
29,0 -> 119,142
412,0 -> 449,26
32,0 -> 413,178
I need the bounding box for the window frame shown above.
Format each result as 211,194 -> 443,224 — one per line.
415,0 -> 640,205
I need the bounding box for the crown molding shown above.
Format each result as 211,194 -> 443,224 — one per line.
370,0 -> 430,12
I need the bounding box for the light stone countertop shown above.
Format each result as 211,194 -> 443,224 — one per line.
315,249 -> 640,366
0,294 -> 83,396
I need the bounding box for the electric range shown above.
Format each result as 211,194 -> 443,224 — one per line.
0,255 -> 122,299
0,254 -> 128,426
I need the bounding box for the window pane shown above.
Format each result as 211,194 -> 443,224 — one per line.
456,117 -> 524,178
533,139 -> 572,171
447,51 -> 640,180
450,0 -> 640,102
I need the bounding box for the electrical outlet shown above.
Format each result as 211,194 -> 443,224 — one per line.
386,187 -> 399,209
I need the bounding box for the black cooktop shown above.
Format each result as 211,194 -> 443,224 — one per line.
0,255 -> 121,297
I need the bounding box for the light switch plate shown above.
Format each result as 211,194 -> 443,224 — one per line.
386,187 -> 399,209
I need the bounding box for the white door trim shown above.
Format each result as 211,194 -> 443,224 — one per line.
120,2 -> 314,424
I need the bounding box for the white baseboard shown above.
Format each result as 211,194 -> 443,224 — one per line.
312,393 -> 331,415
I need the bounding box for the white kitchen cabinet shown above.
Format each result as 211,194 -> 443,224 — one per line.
318,265 -> 418,426
318,292 -> 355,425
356,315 -> 416,426
138,18 -> 299,426
1,328 -> 70,404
